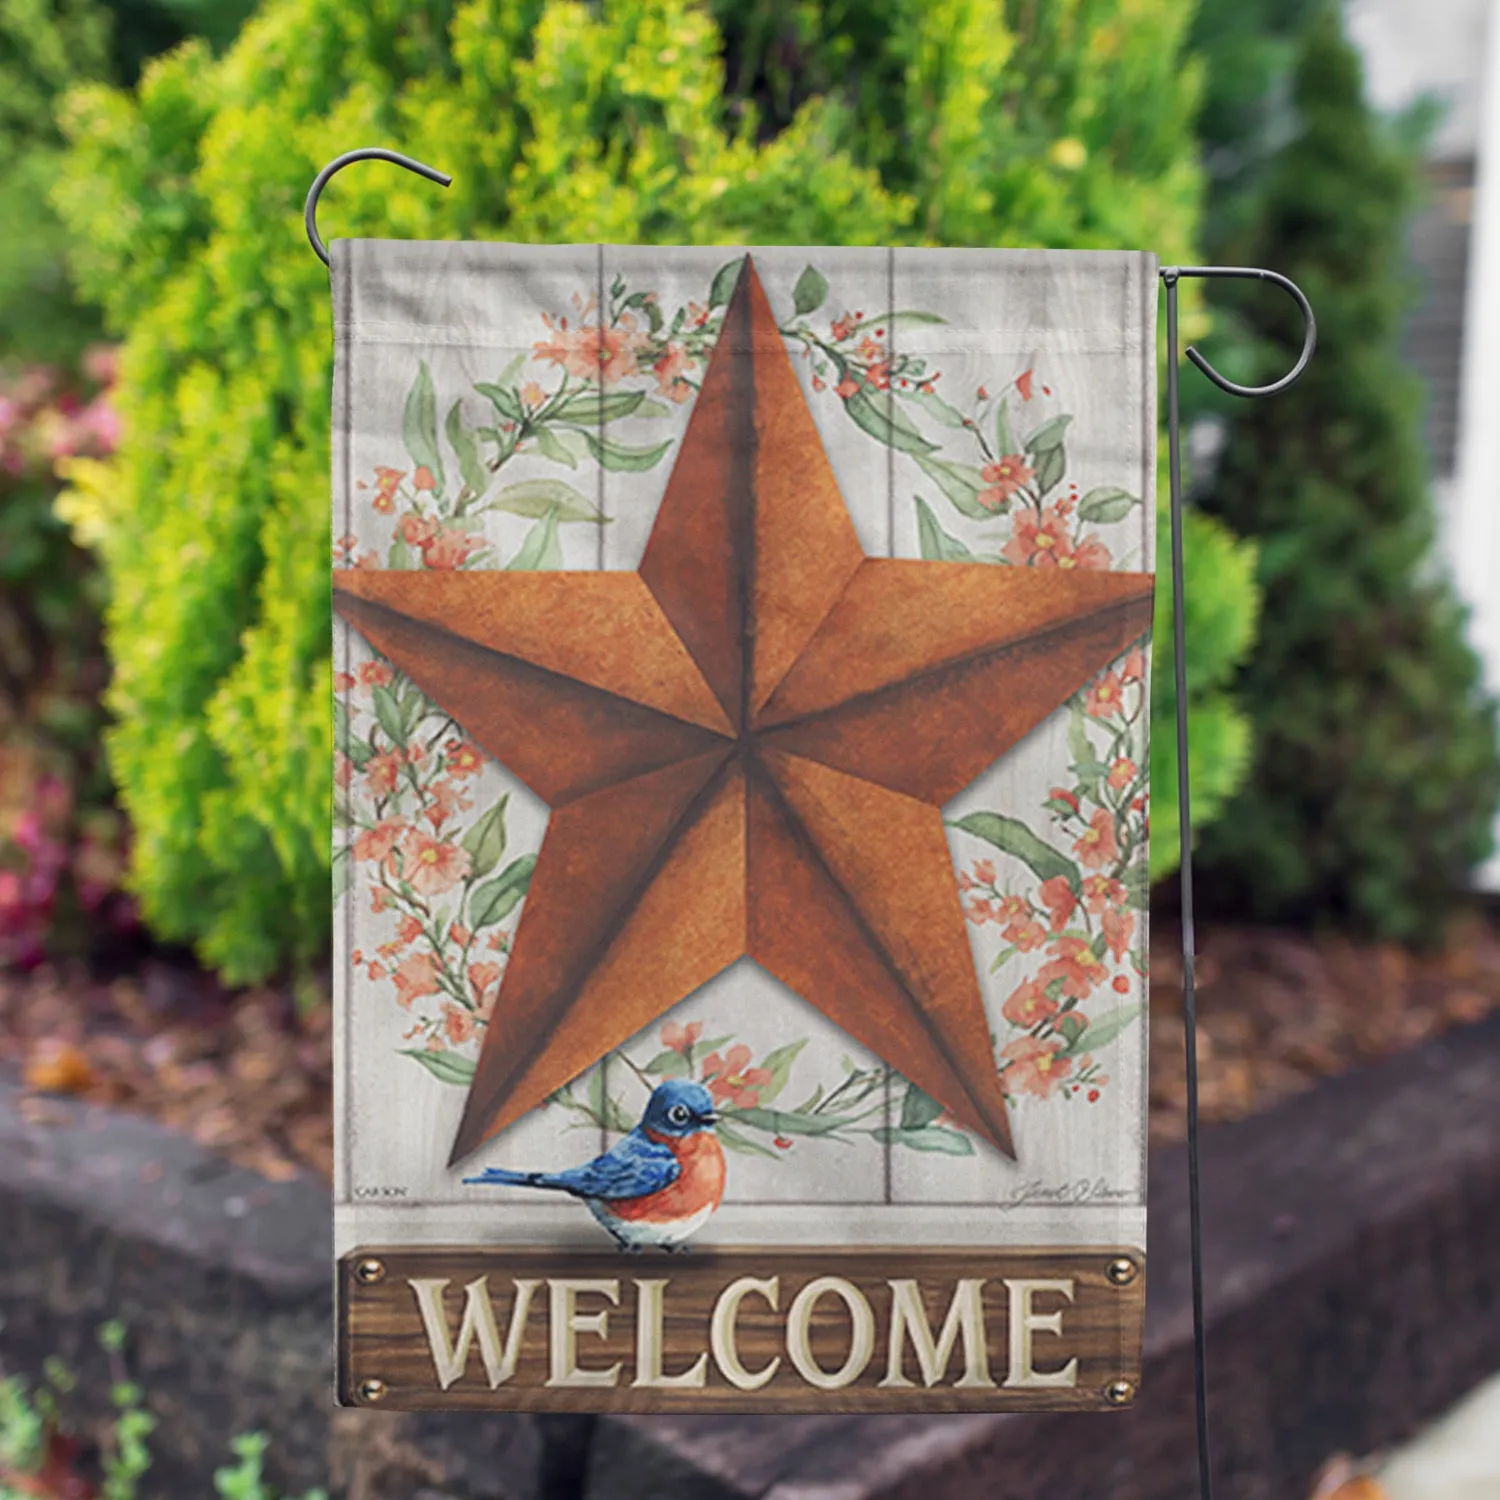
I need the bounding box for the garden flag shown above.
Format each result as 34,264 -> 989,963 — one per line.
332,244 -> 1157,1413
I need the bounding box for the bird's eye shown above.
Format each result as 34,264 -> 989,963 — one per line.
668,1104 -> 690,1124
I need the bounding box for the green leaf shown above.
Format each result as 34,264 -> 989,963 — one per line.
552,389 -> 646,423
715,1117 -> 782,1158
843,385 -> 939,454
708,258 -> 743,309
1068,701 -> 1095,767
1077,486 -> 1139,524
331,845 -> 351,903
756,1038 -> 808,1106
474,382 -> 524,422
446,401 -> 486,495
951,810 -> 1083,894
460,795 -> 508,880
495,353 -> 528,387
532,425 -> 581,468
723,1106 -> 857,1137
1066,1003 -> 1141,1056
1122,859 -> 1150,910
1025,414 -> 1073,452
793,264 -> 829,316
333,696 -> 351,752
915,496 -> 974,562
899,1081 -> 944,1130
400,1048 -> 476,1086
507,508 -> 563,570
905,387 -> 968,428
371,684 -> 405,747
1055,1012 -> 1088,1049
580,431 -> 673,472
586,1067 -> 632,1133
468,853 -> 536,927
632,397 -> 673,418
403,361 -> 445,491
995,397 -> 1017,456
387,533 -> 414,569
642,1048 -> 691,1078
1034,443 -> 1065,495
488,478 -> 604,523
859,310 -> 946,329
914,453 -> 993,520
870,1125 -> 975,1155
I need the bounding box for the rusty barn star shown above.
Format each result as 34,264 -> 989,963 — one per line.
334,256 -> 1154,1166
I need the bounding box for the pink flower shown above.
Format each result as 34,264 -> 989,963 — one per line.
1039,876 -> 1077,931
1015,369 -> 1034,401
397,513 -> 439,548
396,914 -> 424,944
412,465 -> 437,492
662,1020 -> 703,1056
702,1044 -> 773,1109
1001,1035 -> 1071,1098
445,740 -> 484,777
1037,936 -> 1108,1000
423,779 -> 474,830
1002,503 -> 1073,566
1120,646 -> 1147,684
1102,906 -> 1134,961
467,961 -> 503,1008
835,375 -> 861,400
966,897 -> 994,924
1107,756 -> 1137,791
533,315 -> 643,384
1049,786 -> 1080,816
419,527 -> 483,571
392,952 -> 441,1007
1085,670 -> 1125,718
1072,808 -> 1120,870
400,832 -> 472,896
365,751 -> 404,798
442,1003 -> 476,1045
1002,979 -> 1059,1029
978,455 -> 1034,511
1003,917 -> 1049,953
653,344 -> 695,400
357,660 -> 393,688
972,858 -> 996,886
1081,874 -> 1127,914
353,819 -> 406,864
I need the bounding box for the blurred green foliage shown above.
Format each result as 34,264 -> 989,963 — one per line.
1192,6 -> 1500,942
50,0 -> 1254,980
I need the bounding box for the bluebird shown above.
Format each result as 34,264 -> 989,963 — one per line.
463,1079 -> 726,1252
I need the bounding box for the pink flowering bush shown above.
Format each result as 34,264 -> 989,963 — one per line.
0,351 -> 134,966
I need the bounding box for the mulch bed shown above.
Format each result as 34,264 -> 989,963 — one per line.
3,909 -> 1500,1182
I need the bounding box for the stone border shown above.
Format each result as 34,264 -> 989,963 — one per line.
2,1010 -> 1498,1500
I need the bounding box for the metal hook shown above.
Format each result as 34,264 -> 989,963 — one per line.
304,148 -> 453,267
1160,264 -> 1316,397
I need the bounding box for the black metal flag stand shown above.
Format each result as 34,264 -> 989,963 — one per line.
308,150 -> 1316,1495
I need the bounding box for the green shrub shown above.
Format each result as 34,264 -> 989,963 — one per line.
53,0 -> 1250,980
1192,6 -> 1500,941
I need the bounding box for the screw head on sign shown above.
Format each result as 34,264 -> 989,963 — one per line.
355,1258 -> 385,1285
1106,1256 -> 1138,1287
1104,1379 -> 1135,1406
358,1379 -> 387,1403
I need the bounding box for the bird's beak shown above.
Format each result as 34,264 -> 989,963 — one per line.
699,1110 -> 720,1127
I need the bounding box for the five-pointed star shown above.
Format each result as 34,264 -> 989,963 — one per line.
334,256 -> 1153,1166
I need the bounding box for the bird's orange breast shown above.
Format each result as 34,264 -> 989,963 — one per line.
609,1130 -> 726,1222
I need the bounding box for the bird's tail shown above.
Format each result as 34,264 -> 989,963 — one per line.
463,1166 -> 564,1191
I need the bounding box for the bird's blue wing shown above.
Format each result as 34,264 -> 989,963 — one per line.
543,1130 -> 679,1200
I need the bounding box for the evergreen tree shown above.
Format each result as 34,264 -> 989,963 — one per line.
1193,5 -> 1500,942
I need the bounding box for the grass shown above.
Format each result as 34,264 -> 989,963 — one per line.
0,1321 -> 325,1500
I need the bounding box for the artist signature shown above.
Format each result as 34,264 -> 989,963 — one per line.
1002,1178 -> 1133,1207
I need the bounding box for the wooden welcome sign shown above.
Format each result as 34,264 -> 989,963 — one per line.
331,245 -> 1157,1412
